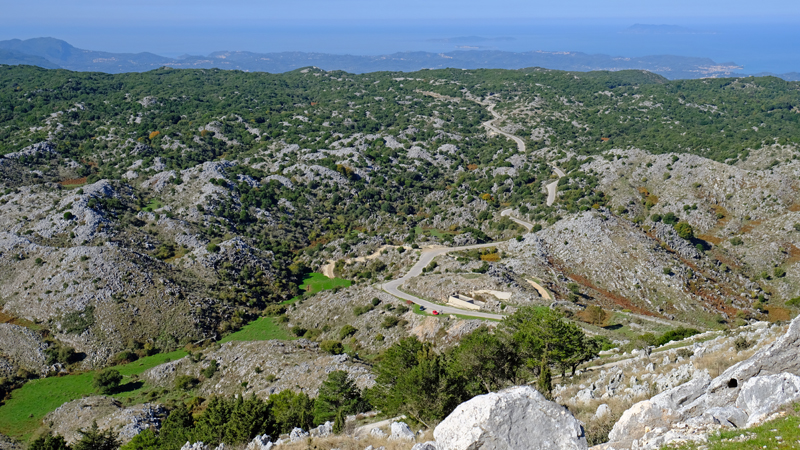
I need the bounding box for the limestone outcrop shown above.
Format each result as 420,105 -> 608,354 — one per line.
434,386 -> 587,450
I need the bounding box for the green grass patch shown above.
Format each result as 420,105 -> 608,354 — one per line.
0,350 -> 186,440
299,272 -> 350,294
414,226 -> 453,239
142,199 -> 163,212
0,273 -> 349,441
670,407 -> 800,449
220,317 -> 294,343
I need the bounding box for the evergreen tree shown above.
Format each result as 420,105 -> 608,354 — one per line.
29,433 -> 70,450
313,370 -> 366,424
73,421 -> 120,450
119,429 -> 159,450
193,397 -> 233,446
224,394 -> 274,444
267,390 -> 315,433
158,405 -> 194,450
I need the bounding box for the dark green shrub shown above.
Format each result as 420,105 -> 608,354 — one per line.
112,350 -> 138,365
175,375 -> 200,391
381,316 -> 400,329
202,360 -> 218,378
320,340 -> 344,355
734,336 -> 754,351
339,325 -> 358,340
93,369 -> 122,395
262,304 -> 286,316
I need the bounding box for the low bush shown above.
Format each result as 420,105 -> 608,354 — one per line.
202,360 -> 218,378
320,340 -> 344,355
93,369 -> 122,394
734,336 -> 754,351
339,325 -> 358,340
175,375 -> 200,391
381,316 -> 400,329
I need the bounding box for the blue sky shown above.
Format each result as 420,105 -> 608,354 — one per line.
2,0 -> 799,73
5,0 -> 799,23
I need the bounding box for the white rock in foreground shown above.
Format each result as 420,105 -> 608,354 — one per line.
434,386 -> 587,450
389,421 -> 415,441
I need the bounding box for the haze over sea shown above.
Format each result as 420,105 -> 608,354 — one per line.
2,19 -> 799,75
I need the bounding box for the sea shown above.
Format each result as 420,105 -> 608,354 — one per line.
3,19 -> 799,74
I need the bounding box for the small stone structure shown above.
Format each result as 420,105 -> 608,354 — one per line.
447,293 -> 484,311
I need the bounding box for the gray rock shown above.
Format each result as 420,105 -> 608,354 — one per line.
0,433 -> 20,450
370,428 -> 387,438
594,404 -> 612,420
0,324 -> 50,377
697,315 -> 800,413
434,385 -> 587,450
245,435 -> 273,450
289,427 -> 309,442
686,406 -> 748,428
388,421 -> 415,441
311,421 -> 333,437
411,442 -> 438,450
180,443 -> 209,450
607,371 -> 710,445
736,373 -> 800,426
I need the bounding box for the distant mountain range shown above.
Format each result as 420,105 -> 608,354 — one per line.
0,37 -> 798,80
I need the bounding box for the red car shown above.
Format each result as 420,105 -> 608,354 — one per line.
431,310 -> 439,316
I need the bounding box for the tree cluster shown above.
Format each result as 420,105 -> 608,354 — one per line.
367,307 -> 602,425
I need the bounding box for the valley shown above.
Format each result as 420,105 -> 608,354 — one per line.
0,63 -> 799,449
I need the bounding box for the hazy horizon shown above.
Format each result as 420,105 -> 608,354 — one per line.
3,1 -> 800,74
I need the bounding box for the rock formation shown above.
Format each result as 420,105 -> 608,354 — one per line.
434,386 -> 587,450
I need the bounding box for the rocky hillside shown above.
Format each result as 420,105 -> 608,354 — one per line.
0,65 -> 799,448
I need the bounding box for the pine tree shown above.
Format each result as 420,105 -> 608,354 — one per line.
224,394 -> 273,444
158,406 -> 194,450
119,429 -> 159,450
313,370 -> 365,424
29,433 -> 70,450
332,408 -> 345,434
193,397 -> 233,446
73,421 -> 120,450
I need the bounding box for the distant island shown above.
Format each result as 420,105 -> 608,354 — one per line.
0,36 -> 797,80
622,24 -> 715,35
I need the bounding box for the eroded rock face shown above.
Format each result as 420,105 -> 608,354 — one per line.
434,386 -> 587,450
601,315 -> 800,449
736,373 -> 800,426
0,323 -> 50,377
411,443 -> 439,450
696,316 -> 800,413
45,396 -> 166,444
608,371 -> 710,444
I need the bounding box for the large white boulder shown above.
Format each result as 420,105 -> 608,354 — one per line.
607,371 -> 710,444
736,373 -> 800,426
434,386 -> 587,450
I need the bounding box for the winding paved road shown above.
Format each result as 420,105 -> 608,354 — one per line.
483,104 -> 564,206
382,243 -> 506,320
322,98 -> 564,319
500,208 -> 535,231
